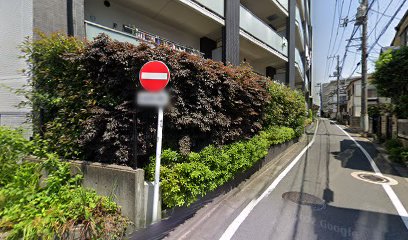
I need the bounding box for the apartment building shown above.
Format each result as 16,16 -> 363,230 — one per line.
1,0 -> 313,129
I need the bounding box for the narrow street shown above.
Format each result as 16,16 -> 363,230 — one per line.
167,119 -> 408,240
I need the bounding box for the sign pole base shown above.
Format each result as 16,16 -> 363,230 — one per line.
152,107 -> 164,223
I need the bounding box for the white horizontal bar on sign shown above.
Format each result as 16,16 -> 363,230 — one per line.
141,72 -> 168,80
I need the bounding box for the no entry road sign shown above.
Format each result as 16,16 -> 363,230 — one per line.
139,61 -> 170,92
137,60 -> 171,223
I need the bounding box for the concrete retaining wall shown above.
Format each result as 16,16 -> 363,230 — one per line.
350,117 -> 360,128
69,161 -> 161,231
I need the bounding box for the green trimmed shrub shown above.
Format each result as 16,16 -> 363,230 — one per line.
265,83 -> 306,136
146,126 -> 295,208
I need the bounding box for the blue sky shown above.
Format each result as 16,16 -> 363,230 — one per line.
312,0 -> 408,90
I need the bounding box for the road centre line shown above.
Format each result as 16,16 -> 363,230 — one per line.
334,122 -> 408,230
219,120 -> 320,240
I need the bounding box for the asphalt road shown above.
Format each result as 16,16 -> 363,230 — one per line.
223,118 -> 408,240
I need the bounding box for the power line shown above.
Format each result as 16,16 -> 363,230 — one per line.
337,0 -> 377,78
324,0 -> 339,80
367,0 -> 394,40
327,0 -> 347,78
333,0 -> 355,56
368,0 -> 406,53
343,0 -> 405,81
370,8 -> 402,20
329,0 -> 345,55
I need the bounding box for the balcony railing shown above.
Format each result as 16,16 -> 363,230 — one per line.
295,48 -> 304,77
277,0 -> 288,11
297,0 -> 305,20
296,6 -> 304,45
193,0 -> 224,17
84,21 -> 203,56
239,6 -> 288,57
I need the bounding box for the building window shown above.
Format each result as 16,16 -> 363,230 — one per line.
367,89 -> 377,98
401,28 -> 408,46
405,29 -> 408,46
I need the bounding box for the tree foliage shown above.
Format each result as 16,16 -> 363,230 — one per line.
373,47 -> 408,118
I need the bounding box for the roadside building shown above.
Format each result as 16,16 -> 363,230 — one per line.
391,10 -> 408,47
321,79 -> 351,119
1,0 -> 313,130
346,75 -> 391,128
389,10 -> 408,144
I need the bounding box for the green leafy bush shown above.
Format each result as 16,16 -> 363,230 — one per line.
21,32 -> 87,159
385,139 -> 408,165
22,33 -> 306,167
0,127 -> 129,239
265,83 -> 306,136
146,126 -> 295,208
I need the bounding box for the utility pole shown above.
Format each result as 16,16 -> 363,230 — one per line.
356,0 -> 369,132
329,55 -> 340,121
336,55 -> 340,121
316,83 -> 323,116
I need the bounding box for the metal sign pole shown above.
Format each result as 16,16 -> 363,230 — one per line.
152,106 -> 164,223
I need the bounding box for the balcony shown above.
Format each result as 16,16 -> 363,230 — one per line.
191,0 -> 224,17
276,0 -> 288,12
239,5 -> 288,58
295,48 -> 304,77
295,6 -> 305,50
84,21 -> 202,56
240,0 -> 288,31
297,0 -> 305,21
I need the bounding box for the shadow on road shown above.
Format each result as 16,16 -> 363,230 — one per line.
311,204 -> 408,240
332,139 -> 406,178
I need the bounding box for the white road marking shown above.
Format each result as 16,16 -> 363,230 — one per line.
219,120 -> 320,240
141,72 -> 168,80
334,122 -> 408,230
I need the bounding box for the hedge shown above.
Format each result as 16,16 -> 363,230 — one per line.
0,127 -> 129,240
146,126 -> 296,208
22,33 -> 306,167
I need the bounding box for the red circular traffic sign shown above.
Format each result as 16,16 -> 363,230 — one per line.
139,61 -> 170,92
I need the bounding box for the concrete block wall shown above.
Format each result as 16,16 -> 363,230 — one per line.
69,161 -> 158,230
350,117 -> 360,128
381,115 -> 387,137
397,119 -> 408,147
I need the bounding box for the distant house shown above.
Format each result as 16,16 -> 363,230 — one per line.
346,75 -> 391,128
321,79 -> 351,119
391,10 -> 408,47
